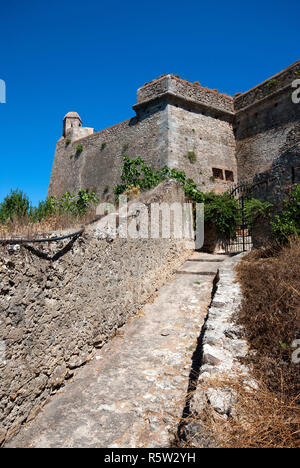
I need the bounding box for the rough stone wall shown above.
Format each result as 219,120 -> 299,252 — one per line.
0,181 -> 192,446
48,101 -> 169,201
137,75 -> 234,114
234,61 -> 300,182
168,103 -> 236,192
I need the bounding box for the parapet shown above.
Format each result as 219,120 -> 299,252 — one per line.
134,74 -> 234,117
234,60 -> 300,113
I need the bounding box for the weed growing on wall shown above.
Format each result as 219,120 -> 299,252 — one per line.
184,151 -> 197,164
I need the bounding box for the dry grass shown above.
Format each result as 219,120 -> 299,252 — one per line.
178,376 -> 300,448
177,238 -> 300,448
236,237 -> 300,398
0,209 -> 97,239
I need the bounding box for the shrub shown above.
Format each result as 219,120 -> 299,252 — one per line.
244,198 -> 273,230
30,196 -> 57,222
101,142 -> 107,150
0,189 -> 30,223
65,138 -> 71,146
203,192 -> 240,239
271,185 -> 300,243
76,145 -> 83,154
0,188 -> 99,229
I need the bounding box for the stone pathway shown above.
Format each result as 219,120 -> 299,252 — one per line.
7,252 -> 226,448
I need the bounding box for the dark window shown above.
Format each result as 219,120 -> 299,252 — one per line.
212,168 -> 224,180
225,170 -> 234,182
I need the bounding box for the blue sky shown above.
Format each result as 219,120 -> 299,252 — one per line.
0,0 -> 299,206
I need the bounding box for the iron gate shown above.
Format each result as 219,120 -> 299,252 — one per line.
225,183 -> 253,253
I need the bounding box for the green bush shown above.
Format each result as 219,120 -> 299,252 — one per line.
113,156 -> 241,238
271,185 -> 300,243
0,188 -> 99,226
0,189 -> 30,222
244,198 -> 273,231
203,192 -> 241,239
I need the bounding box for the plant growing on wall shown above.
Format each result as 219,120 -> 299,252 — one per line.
76,145 -> 83,154
65,138 -> 71,146
266,79 -> 278,89
101,142 -> 107,150
184,151 -> 197,164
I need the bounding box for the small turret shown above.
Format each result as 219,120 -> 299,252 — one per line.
62,111 -> 94,141
63,112 -> 82,137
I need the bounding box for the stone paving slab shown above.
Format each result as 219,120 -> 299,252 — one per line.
7,253 -> 225,448
177,260 -> 219,275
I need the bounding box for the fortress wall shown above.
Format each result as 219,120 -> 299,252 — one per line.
138,75 -> 234,114
48,101 -> 169,201
167,102 -> 237,193
234,61 -> 300,182
0,181 -> 192,446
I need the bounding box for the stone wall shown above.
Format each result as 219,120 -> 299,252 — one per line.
137,75 -> 234,114
0,180 -> 192,446
168,102 -> 236,192
48,101 -> 169,201
234,61 -> 300,182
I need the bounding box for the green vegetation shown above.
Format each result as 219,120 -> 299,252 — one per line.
113,156 -> 240,239
65,138 -> 71,146
266,79 -> 278,88
0,188 -> 99,226
76,145 -> 83,154
184,150 -> 197,163
271,184 -> 300,243
101,142 -> 107,150
203,192 -> 240,239
244,198 -> 273,231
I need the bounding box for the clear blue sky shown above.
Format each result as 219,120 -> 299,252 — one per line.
0,0 -> 299,206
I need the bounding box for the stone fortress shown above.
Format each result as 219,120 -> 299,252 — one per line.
48,60 -> 300,201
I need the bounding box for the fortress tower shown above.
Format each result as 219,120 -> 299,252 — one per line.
48,61 -> 300,201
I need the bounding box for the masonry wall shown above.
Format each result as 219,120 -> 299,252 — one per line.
167,102 -> 236,192
234,60 -> 300,182
0,181 -> 192,446
48,101 -> 169,201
